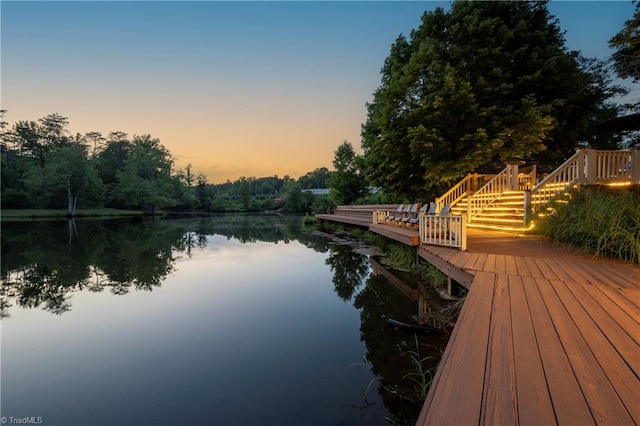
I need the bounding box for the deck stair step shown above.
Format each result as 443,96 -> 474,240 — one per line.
450,190 -> 530,232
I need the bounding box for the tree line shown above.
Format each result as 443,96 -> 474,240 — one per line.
0,111 -> 338,215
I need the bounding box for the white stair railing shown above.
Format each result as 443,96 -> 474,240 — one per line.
528,150 -> 583,218
467,167 -> 512,222
435,173 -> 495,213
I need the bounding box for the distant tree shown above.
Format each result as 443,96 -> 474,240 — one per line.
96,131 -> 131,196
610,2 -> 640,83
23,145 -> 105,215
38,113 -> 69,148
195,173 -> 213,211
12,120 -> 45,165
327,141 -> 368,205
111,135 -> 176,213
362,1 -> 622,198
298,167 -> 331,189
85,131 -> 106,157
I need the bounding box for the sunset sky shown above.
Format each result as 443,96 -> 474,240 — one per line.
1,1 -> 636,183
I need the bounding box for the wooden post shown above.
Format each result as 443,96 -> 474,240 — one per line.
576,147 -> 585,184
530,163 -> 537,187
586,148 -> 597,184
632,146 -> 640,185
523,189 -> 531,226
460,214 -> 467,251
505,160 -> 524,190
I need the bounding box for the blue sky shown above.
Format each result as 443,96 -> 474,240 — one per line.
1,1 -> 636,182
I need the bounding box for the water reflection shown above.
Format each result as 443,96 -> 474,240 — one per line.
1,215 -> 449,425
1,216 -> 329,318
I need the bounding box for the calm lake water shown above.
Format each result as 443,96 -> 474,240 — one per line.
1,215 -> 449,425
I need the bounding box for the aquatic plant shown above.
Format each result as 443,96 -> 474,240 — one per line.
411,262 -> 447,290
402,335 -> 437,399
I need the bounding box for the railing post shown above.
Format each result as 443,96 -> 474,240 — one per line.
530,163 -> 537,187
632,146 -> 640,185
576,147 -> 586,184
586,148 -> 597,184
523,189 -> 531,226
461,214 -> 467,251
505,160 -> 524,190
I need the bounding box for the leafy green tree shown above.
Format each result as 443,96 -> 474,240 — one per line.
362,1 -> 622,199
95,131 -> 131,199
327,141 -> 368,205
38,113 -> 69,148
298,167 -> 331,189
110,134 -> 176,213
23,145 -> 105,215
610,2 -> 640,83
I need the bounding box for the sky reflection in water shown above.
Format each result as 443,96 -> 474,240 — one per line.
1,218 -> 390,425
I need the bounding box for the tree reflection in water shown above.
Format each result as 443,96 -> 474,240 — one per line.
324,240 -> 451,424
0,215 -> 329,318
2,216 -> 449,424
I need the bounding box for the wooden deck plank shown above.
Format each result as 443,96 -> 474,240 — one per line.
504,255 -> 518,276
462,252 -> 481,271
482,254 -> 497,273
532,257 -> 561,281
447,250 -> 469,268
493,255 -> 507,274
576,284 -> 640,354
513,256 -> 532,277
472,253 -> 489,272
480,273 -> 517,425
615,287 -> 640,312
507,275 -> 555,426
422,272 -> 496,425
555,259 -> 601,285
575,261 -> 628,288
553,280 -> 640,424
583,286 -> 640,345
522,276 -> 594,425
523,257 -> 544,278
418,273 -> 478,423
586,286 -> 640,332
536,278 -> 633,425
585,261 -> 640,290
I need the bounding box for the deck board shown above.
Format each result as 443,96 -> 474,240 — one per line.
480,273 -> 516,425
553,280 -> 640,424
423,271 -> 496,425
536,278 -> 633,424
523,276 -> 595,425
508,275 -> 556,426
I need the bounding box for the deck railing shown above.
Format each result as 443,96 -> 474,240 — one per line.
591,149 -> 635,183
419,214 -> 467,250
517,164 -> 537,190
466,167 -> 512,222
527,150 -> 582,219
527,147 -> 640,221
435,173 -> 494,212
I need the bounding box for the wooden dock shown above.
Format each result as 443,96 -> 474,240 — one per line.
317,211 -> 640,425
